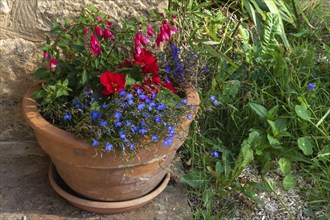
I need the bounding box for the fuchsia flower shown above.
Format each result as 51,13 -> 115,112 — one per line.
94,26 -> 103,37
107,21 -> 113,28
44,51 -> 49,59
49,57 -> 59,71
90,34 -> 102,56
100,71 -> 126,95
84,28 -> 89,35
147,25 -> 154,36
135,33 -> 150,50
104,28 -> 115,40
155,20 -> 178,47
95,16 -> 102,22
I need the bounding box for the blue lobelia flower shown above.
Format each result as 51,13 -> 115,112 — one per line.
182,98 -> 188,104
99,120 -> 108,127
115,121 -> 122,127
307,83 -> 316,91
102,102 -> 108,109
152,134 -> 158,142
114,111 -> 122,120
137,103 -> 145,110
187,114 -> 193,120
165,66 -> 171,73
126,120 -> 132,126
139,128 -> 148,135
209,150 -> 220,158
127,93 -> 134,99
119,90 -> 127,97
91,139 -> 99,147
91,111 -> 100,120
157,104 -> 166,111
163,137 -> 173,147
155,116 -> 161,123
128,99 -> 134,106
130,143 -> 135,150
64,112 -> 72,121
105,142 -> 113,151
151,93 -> 157,100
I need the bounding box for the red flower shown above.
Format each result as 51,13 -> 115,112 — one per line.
100,71 -> 126,95
133,48 -> 159,75
117,59 -> 132,68
94,26 -> 103,37
84,28 -> 89,35
90,34 -> 102,56
164,79 -> 177,93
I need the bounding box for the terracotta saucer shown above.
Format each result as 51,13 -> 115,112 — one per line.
48,162 -> 170,214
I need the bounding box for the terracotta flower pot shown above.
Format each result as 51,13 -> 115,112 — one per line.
22,85 -> 199,205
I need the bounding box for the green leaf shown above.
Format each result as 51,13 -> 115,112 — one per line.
46,35 -> 51,45
297,137 -> 314,156
72,44 -> 85,53
180,172 -> 204,188
295,105 -> 311,121
215,161 -> 223,176
201,41 -> 221,45
31,90 -> 47,99
81,70 -> 88,87
278,158 -> 291,175
248,102 -> 268,119
125,75 -> 136,87
157,88 -> 181,108
33,68 -> 48,80
283,173 -> 296,190
267,134 -> 281,146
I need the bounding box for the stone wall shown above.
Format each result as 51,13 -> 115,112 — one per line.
0,0 -> 167,141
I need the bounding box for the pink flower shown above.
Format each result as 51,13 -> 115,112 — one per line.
95,16 -> 102,22
94,26 -> 103,37
104,28 -> 115,40
84,28 -> 89,35
155,20 -> 178,47
147,25 -> 154,36
44,51 -> 49,59
107,21 -> 113,28
49,57 -> 59,71
90,35 -> 102,56
135,32 -> 150,48
172,14 -> 177,19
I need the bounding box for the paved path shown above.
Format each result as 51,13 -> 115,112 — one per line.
0,141 -> 190,220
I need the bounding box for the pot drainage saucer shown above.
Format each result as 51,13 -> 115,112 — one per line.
48,162 -> 170,214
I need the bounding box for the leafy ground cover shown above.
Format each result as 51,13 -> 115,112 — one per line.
167,0 -> 330,219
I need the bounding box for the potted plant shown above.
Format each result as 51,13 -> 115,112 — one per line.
23,5 -> 203,214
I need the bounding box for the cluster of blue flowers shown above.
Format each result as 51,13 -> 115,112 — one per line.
209,95 -> 219,106
62,88 -> 190,152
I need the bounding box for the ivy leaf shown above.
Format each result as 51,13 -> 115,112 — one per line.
295,105 -> 311,121
297,137 -> 314,156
